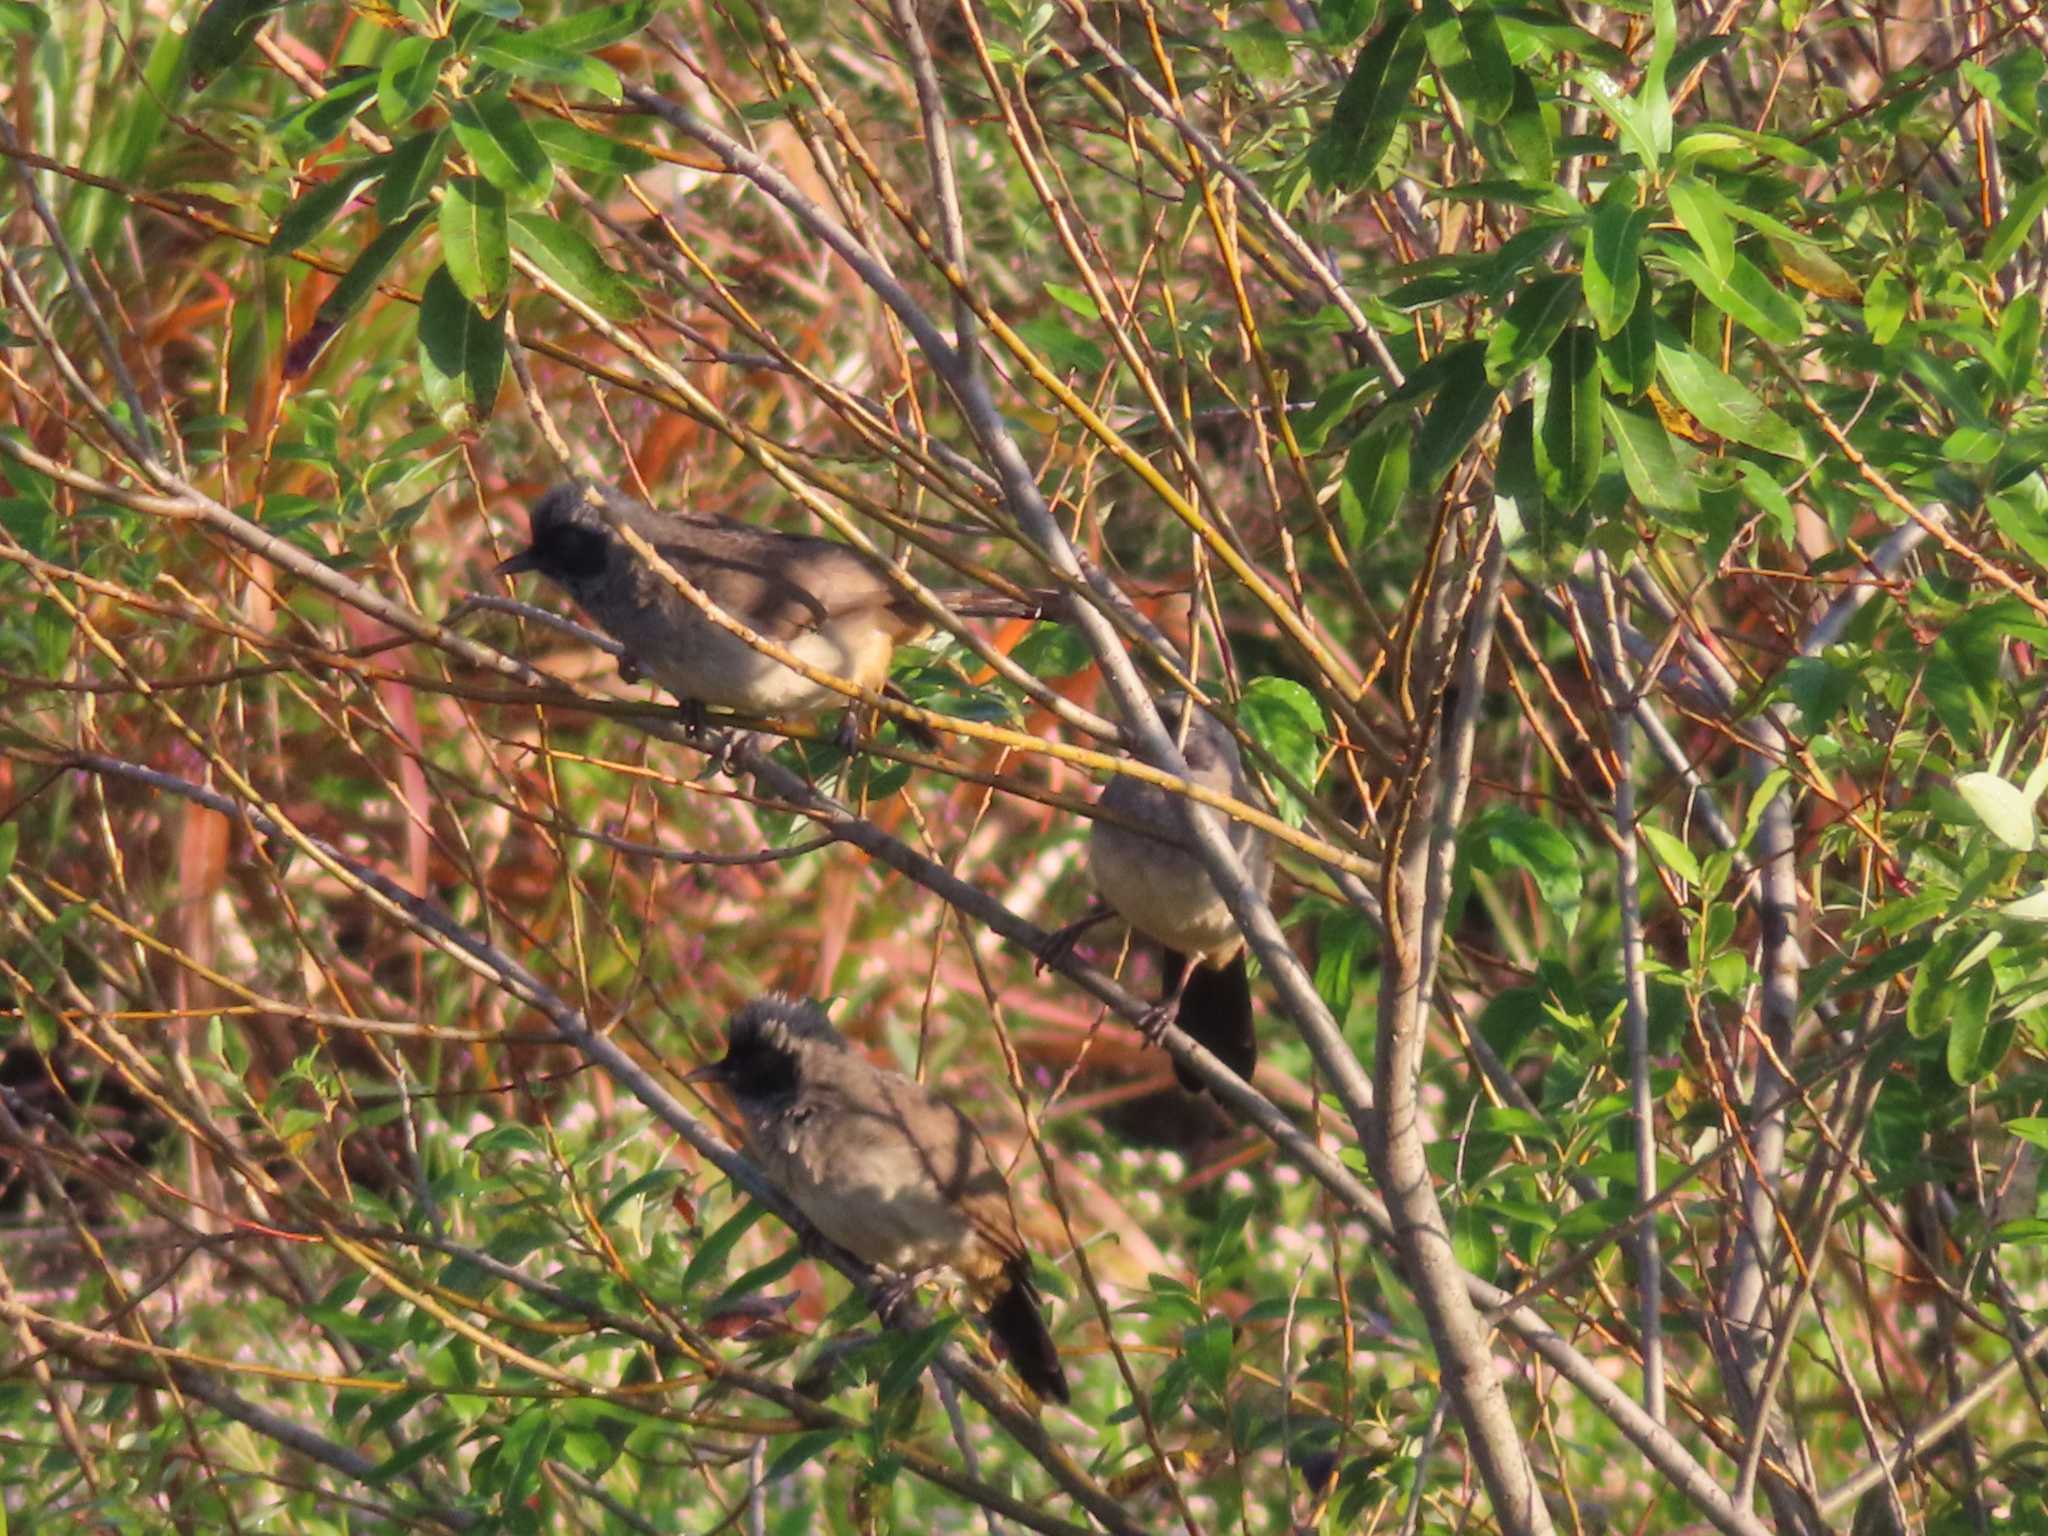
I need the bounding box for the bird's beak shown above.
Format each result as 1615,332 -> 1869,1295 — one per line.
680,1062 -> 724,1086
494,548 -> 541,577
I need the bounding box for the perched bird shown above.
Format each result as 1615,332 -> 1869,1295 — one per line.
495,480 -> 1031,743
688,995 -> 1070,1405
1046,696 -> 1273,1093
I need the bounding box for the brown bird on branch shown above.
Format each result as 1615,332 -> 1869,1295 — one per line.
496,480 -> 1037,746
687,995 -> 1070,1405
1044,695 -> 1274,1093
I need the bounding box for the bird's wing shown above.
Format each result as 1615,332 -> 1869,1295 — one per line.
652,517 -> 917,641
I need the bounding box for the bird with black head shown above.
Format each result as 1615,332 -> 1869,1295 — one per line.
687,995 -> 1070,1405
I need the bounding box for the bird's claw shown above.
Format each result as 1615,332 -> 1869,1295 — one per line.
1136,1002 -> 1175,1048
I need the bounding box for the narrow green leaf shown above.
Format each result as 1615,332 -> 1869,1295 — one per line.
509,213 -> 642,323
284,205 -> 431,377
1666,174 -> 1734,280
1602,398 -> 1699,512
1456,3 -> 1516,124
473,28 -> 623,101
1863,266 -> 1908,345
1599,284 -> 1656,398
1496,69 -> 1553,184
1485,272 -> 1580,385
524,0 -> 658,53
1946,971 -> 2005,1084
376,130 -> 446,224
1994,291 -> 2043,397
1639,824 -> 1700,884
1584,183 -> 1646,337
1983,173 -> 2048,272
1410,344 -> 1499,491
1653,336 -> 1802,457
530,117 -> 656,176
439,176 -> 510,309
1537,326 -> 1601,512
418,266 -> 506,427
766,1430 -> 846,1482
270,160 -> 381,253
187,0 -> 285,86
1338,416 -> 1411,546
1954,771 -> 2038,850
277,71 -> 378,157
1642,0 -> 1676,155
378,35 -> 451,129
1654,238 -> 1804,346
450,92 -> 554,207
1578,67 -> 1658,168
0,1 -> 50,39
1308,12 -> 1425,190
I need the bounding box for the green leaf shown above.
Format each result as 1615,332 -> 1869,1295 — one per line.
1455,3 -> 1516,124
1579,67 -> 1659,169
1948,973 -> 2007,1084
1598,284 -> 1656,398
1308,12 -> 1425,190
766,1430 -> 846,1482
1584,184 -> 1646,338
1016,315 -> 1105,375
1537,325 -> 1601,513
450,92 -> 554,207
1642,0 -> 1677,155
1954,770 -> 2038,850
1223,21 -> 1293,81
680,1201 -> 766,1296
510,213 -> 641,323
284,205 -> 431,377
1295,368 -> 1381,451
1183,1318 -> 1234,1397
1993,291 -> 2043,398
270,160 -> 381,253
0,1 -> 49,39
473,27 -> 623,101
1639,824 -> 1701,884
1602,398 -> 1699,512
1653,336 -> 1801,458
1983,173 -> 2048,272
0,822 -> 16,881
1863,267 -> 1908,345
1410,344 -> 1499,491
529,117 -> 656,176
418,266 -> 506,427
1654,238 -> 1804,346
1423,0 -> 1512,125
1464,803 -> 1582,933
1495,70 -> 1553,185
1485,272 -> 1580,385
187,0 -> 285,86
1337,416 -> 1410,545
1665,174 -> 1734,280
1012,622 -> 1093,679
524,0 -> 658,53
439,176 -> 510,310
276,71 -> 378,157
376,130 -> 447,224
1240,677 -> 1325,826
378,35 -> 451,129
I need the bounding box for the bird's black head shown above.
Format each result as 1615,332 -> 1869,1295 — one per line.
496,481 -> 612,585
697,995 -> 845,1108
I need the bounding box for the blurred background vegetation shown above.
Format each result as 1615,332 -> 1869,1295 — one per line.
3,0 -> 2048,1532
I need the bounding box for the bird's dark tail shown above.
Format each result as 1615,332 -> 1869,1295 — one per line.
986,1261 -> 1069,1404
1166,950 -> 1256,1093
938,588 -> 1063,622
